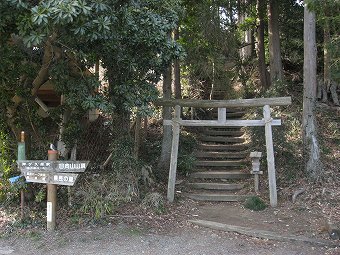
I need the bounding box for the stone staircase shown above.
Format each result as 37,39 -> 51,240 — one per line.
185,109 -> 252,202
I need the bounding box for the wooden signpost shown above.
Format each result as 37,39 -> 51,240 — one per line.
18,160 -> 89,186
17,153 -> 89,231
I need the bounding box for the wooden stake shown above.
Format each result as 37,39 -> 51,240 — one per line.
19,131 -> 25,221
134,115 -> 142,159
263,105 -> 277,207
167,105 -> 181,202
47,150 -> 58,231
254,174 -> 259,193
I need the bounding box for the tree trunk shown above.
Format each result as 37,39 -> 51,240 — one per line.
239,0 -> 253,60
173,28 -> 181,100
157,63 -> 173,181
322,3 -> 339,106
268,0 -> 283,84
303,2 -> 322,180
257,0 -> 270,89
6,36 -> 57,138
323,21 -> 331,103
330,81 -> 340,106
229,0 -> 234,25
134,115 -> 142,159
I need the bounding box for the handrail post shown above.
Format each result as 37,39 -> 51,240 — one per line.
167,105 -> 181,202
263,105 -> 277,207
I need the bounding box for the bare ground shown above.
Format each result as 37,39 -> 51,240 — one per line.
1,197 -> 339,255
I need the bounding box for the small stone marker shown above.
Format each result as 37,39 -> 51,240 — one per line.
250,151 -> 263,193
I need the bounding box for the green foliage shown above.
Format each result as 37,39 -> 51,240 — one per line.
0,0 -> 183,148
244,196 -> 267,211
279,0 -> 304,71
111,136 -> 141,197
181,0 -> 239,99
77,176 -> 121,219
0,130 -> 15,178
76,136 -> 144,219
34,188 -> 45,203
177,131 -> 197,176
61,117 -> 84,150
0,0 -> 183,192
264,80 -> 290,98
250,103 -> 304,183
0,177 -> 26,205
50,62 -> 111,113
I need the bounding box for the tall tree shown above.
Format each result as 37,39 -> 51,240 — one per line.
173,28 -> 181,100
302,0 -> 322,179
256,0 -> 270,89
181,0 -> 238,100
157,58 -> 173,180
318,0 -> 340,106
268,0 -> 283,84
322,5 -> 330,103
239,0 -> 253,60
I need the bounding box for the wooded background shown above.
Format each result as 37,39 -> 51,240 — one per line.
0,0 -> 339,215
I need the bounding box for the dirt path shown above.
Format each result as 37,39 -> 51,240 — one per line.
1,222 -> 338,255
1,197 -> 339,255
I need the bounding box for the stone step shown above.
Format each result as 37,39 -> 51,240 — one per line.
195,151 -> 248,159
199,143 -> 248,151
200,136 -> 245,143
203,130 -> 244,137
186,193 -> 250,202
194,160 -> 246,167
188,182 -> 244,190
190,171 -> 251,179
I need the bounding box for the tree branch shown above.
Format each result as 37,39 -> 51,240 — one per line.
31,33 -> 57,96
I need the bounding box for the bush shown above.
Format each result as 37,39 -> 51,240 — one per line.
0,130 -> 15,178
75,136 -> 143,219
0,129 -> 18,204
244,196 -> 267,211
76,175 -> 127,219
177,131 -> 197,176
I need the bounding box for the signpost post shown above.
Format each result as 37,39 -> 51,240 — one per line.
47,150 -> 57,231
18,131 -> 26,220
17,152 -> 89,231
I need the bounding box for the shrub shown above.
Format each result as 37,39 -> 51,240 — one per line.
177,131 -> 197,176
75,136 -> 143,219
244,196 -> 267,211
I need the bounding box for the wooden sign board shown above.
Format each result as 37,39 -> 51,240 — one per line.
18,160 -> 88,186
17,160 -> 89,172
54,161 -> 88,173
24,171 -> 79,186
18,161 -> 53,171
24,171 -> 49,184
50,173 -> 78,186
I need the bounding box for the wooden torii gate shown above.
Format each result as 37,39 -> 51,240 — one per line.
155,97 -> 292,207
